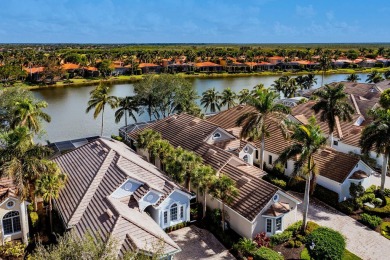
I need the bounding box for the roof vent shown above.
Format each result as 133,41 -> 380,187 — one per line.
106,208 -> 114,219
236,176 -> 251,188
320,150 -> 331,157
206,149 -> 217,157
102,147 -> 109,153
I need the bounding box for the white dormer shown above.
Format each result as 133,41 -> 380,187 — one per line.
138,190 -> 162,211
111,178 -> 143,199
354,115 -> 365,126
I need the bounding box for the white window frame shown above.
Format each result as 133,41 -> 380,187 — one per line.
162,202 -> 186,228
2,211 -> 21,236
275,217 -> 282,231
243,155 -> 249,163
265,218 -> 272,234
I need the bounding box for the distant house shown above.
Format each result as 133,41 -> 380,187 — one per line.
195,62 -> 223,73
83,66 -> 99,77
268,56 -> 285,65
0,178 -> 29,245
23,66 -> 45,81
54,138 -> 191,258
207,104 -> 375,202
61,63 -> 80,78
112,61 -> 129,76
125,114 -> 301,238
138,63 -> 161,74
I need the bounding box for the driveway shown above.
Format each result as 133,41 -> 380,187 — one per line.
370,172 -> 390,189
289,191 -> 390,260
168,225 -> 235,260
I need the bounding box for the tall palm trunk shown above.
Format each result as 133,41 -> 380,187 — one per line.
259,136 -> 265,170
321,71 -> 325,87
49,198 -> 53,233
203,189 -> 207,219
381,153 -> 389,191
221,203 -> 225,231
186,178 -> 191,192
329,131 -> 334,148
125,110 -> 128,127
100,107 -> 104,136
302,158 -> 312,233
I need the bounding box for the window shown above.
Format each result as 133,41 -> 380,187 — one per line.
243,155 -> 249,163
6,201 -> 15,209
124,182 -> 132,191
276,217 -> 282,231
3,211 -> 21,235
180,205 -> 184,219
170,203 -> 178,221
285,162 -> 288,169
213,132 -> 221,139
244,146 -> 249,153
163,211 -> 168,224
273,194 -> 279,202
255,149 -> 259,159
266,219 -> 272,233
268,155 -> 273,165
333,140 -> 338,146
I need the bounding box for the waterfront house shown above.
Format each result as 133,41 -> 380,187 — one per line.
61,63 -> 80,78
112,61 -> 129,76
138,63 -> 161,74
194,62 -> 223,73
54,138 -> 190,258
23,66 -> 45,81
207,104 -> 375,201
0,178 -> 29,245
125,114 -> 301,238
83,66 -> 99,77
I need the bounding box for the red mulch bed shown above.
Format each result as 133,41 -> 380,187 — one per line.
272,243 -> 304,260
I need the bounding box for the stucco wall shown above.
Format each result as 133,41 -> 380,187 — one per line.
158,191 -> 190,228
333,140 -> 384,167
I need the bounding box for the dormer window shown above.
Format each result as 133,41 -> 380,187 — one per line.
273,194 -> 279,202
243,155 -> 249,163
244,146 -> 249,153
213,132 -> 221,139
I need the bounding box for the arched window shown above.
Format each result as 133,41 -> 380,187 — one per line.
213,132 -> 221,139
3,211 -> 21,235
243,155 -> 249,163
170,203 -> 178,221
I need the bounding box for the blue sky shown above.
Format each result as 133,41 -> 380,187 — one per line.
1,0 -> 389,43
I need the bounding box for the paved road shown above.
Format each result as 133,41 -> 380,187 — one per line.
370,173 -> 390,189
169,225 -> 235,260
290,191 -> 390,260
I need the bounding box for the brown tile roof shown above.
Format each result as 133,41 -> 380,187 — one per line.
349,170 -> 369,180
61,63 -> 80,70
263,202 -> 290,217
127,114 -> 282,221
84,66 -> 98,71
23,67 -> 45,73
53,138 -> 182,256
138,63 -> 160,68
313,148 -> 360,183
0,178 -> 18,204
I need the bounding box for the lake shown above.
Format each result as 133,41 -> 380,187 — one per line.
32,73 -> 369,143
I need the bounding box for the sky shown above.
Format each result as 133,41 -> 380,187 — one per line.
1,0 -> 389,44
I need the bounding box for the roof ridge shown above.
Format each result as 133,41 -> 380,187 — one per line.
350,94 -> 361,115
335,116 -> 343,139
68,149 -> 116,227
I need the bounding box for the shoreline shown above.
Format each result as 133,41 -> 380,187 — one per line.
25,67 -> 387,90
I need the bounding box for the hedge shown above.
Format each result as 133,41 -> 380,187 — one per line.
253,247 -> 283,260
363,197 -> 390,218
381,222 -> 390,240
270,231 -> 293,245
360,213 -> 382,229
262,174 -> 287,189
313,185 -> 339,209
306,227 -> 346,260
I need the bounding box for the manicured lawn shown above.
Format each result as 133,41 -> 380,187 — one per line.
381,222 -> 390,239
300,248 -> 362,260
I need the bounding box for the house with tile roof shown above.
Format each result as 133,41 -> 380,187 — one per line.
0,178 -> 29,245
207,104 -> 375,202
53,138 -> 192,258
125,114 -> 301,238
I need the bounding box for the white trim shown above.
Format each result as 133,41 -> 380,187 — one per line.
161,201 -> 186,229
5,200 -> 15,209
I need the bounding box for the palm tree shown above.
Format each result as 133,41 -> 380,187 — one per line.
35,163 -> 66,232
304,74 -> 317,90
366,70 -> 384,83
0,127 -> 53,201
346,73 -> 361,82
271,77 -> 285,96
86,83 -> 118,136
200,88 -> 221,113
11,98 -> 51,134
275,116 -> 326,233
136,129 -> 162,161
114,96 -> 139,127
192,165 -> 216,218
238,89 -> 250,104
220,88 -> 237,109
384,70 -> 390,80
236,89 -> 290,170
318,55 -> 331,86
209,174 -> 238,231
312,83 -> 355,147
360,108 -> 390,191
165,147 -> 202,191
149,139 -> 174,170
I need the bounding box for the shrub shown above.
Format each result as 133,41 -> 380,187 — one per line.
111,134 -> 123,141
295,240 -> 303,247
253,232 -> 270,248
338,199 -> 356,215
262,174 -> 287,189
233,238 -> 257,257
306,227 -> 346,260
313,185 -> 339,208
305,221 -> 320,235
360,213 -> 382,229
384,188 -> 390,198
365,185 -> 377,194
350,183 -> 364,199
270,231 -> 293,245
288,176 -> 305,193
356,193 -> 375,208
253,247 -> 283,260
381,222 -> 390,240
0,241 -> 26,258
30,211 -> 39,228
363,197 -> 390,218
286,239 -> 295,248
285,220 -> 302,233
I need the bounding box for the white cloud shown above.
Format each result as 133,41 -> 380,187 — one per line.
296,5 -> 316,18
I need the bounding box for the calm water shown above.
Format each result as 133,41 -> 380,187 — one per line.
32,73 -> 369,143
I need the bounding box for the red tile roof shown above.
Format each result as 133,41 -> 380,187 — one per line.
138,63 -> 160,68
195,61 -> 221,67
61,63 -> 80,70
23,67 -> 45,73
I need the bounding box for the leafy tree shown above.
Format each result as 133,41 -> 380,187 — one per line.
136,129 -> 162,160
114,96 -> 139,126
192,165 -> 216,218
303,74 -> 317,90
236,89 -> 290,170
96,59 -> 114,78
360,108 -> 390,191
201,88 -> 222,113
35,164 -> 66,232
271,76 -> 298,98
238,88 -> 250,104
380,89 -> 390,109
86,83 -> 118,136
209,174 -> 238,231
384,70 -> 390,80
275,116 -> 326,233
349,182 -> 364,199
312,83 -> 354,147
0,64 -> 26,86
149,139 -> 174,170
220,88 -> 237,109
318,55 -> 331,86
346,73 -> 361,82
366,70 -> 384,83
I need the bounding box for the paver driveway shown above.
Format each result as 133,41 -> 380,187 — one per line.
290,191 -> 390,260
168,225 -> 235,260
